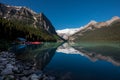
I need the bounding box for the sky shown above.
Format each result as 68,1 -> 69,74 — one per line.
0,0 -> 120,30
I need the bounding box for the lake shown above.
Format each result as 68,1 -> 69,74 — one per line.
11,42 -> 120,80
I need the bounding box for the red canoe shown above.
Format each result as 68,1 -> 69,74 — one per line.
25,41 -> 42,44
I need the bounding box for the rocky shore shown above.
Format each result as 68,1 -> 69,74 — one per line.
0,51 -> 55,80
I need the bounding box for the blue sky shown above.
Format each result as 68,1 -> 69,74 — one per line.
0,0 -> 120,30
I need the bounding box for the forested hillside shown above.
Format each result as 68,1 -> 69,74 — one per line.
0,18 -> 60,42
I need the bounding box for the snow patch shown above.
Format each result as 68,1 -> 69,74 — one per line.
57,28 -> 81,35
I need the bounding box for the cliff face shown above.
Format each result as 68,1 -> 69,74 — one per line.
0,3 -> 57,34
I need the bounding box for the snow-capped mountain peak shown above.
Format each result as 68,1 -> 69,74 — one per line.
106,16 -> 120,25
86,20 -> 97,26
57,28 -> 80,35
84,20 -> 97,28
56,28 -> 82,40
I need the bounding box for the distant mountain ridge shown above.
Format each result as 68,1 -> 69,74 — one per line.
56,28 -> 82,40
57,16 -> 120,42
69,16 -> 120,42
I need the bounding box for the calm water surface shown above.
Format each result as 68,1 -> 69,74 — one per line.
11,42 -> 120,80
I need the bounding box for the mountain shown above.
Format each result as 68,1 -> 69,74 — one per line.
0,3 -> 57,34
69,16 -> 120,42
0,3 -> 63,41
56,28 -> 83,40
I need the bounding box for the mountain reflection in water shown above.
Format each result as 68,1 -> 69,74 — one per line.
46,42 -> 120,80
11,42 -> 62,70
10,42 -> 120,80
71,42 -> 120,66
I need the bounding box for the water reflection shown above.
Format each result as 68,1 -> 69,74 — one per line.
10,42 -> 120,80
72,42 -> 120,66
10,43 -> 62,70
45,42 -> 120,80
57,42 -> 120,66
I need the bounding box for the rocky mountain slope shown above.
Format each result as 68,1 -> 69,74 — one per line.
0,3 -> 64,41
69,16 -> 120,42
0,3 -> 57,34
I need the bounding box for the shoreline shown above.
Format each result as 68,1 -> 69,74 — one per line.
0,51 -> 55,80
